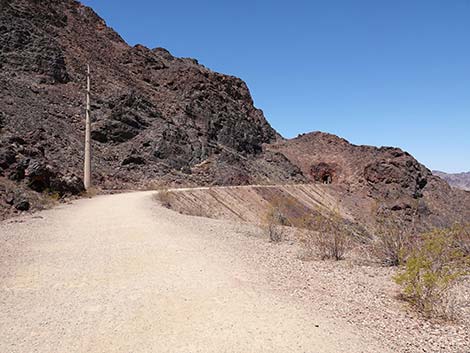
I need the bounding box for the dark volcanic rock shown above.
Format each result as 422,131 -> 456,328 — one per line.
0,147 -> 16,170
153,126 -> 195,169
50,174 -> 84,195
0,2 -> 69,83
92,92 -> 158,143
14,199 -> 30,211
0,112 -> 5,129
363,154 -> 428,198
0,0 -> 285,200
8,158 -> 29,181
122,155 -> 146,166
25,160 -> 51,192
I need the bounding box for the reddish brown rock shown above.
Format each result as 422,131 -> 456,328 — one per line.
268,132 -> 470,230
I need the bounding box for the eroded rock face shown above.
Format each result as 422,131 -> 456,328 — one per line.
0,147 -> 16,170
364,157 -> 428,198
91,92 -> 158,143
0,2 -> 69,83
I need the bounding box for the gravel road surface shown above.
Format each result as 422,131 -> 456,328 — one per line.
0,191 -> 388,353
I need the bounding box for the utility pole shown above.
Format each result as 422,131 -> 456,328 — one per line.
84,64 -> 91,190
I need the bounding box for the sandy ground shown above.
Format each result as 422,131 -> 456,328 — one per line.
159,186 -> 470,352
0,191 -> 391,353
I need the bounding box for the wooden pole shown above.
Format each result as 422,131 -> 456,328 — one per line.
84,64 -> 91,190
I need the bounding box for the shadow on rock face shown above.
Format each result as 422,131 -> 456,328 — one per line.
310,162 -> 338,184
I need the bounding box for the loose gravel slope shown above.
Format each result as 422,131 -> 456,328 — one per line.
0,191 -> 388,353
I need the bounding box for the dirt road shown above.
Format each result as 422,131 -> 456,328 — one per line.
0,192 -> 387,353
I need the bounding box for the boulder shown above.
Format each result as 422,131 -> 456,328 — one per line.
122,156 -> 146,166
25,160 -> 51,192
14,199 -> 30,211
4,194 -> 15,205
50,174 -> 84,195
0,147 -> 16,169
8,158 -> 29,181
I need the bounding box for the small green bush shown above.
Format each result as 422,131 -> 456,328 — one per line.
450,223 -> 470,256
394,228 -> 470,318
43,189 -> 62,202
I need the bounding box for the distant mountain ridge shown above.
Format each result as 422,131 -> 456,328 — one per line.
433,171 -> 470,191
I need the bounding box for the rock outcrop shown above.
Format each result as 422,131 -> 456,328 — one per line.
0,0 -> 302,217
268,132 -> 470,230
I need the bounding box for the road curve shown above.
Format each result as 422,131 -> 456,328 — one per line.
0,191 -> 387,353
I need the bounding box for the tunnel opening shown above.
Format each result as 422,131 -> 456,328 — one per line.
322,174 -> 332,184
310,162 -> 337,185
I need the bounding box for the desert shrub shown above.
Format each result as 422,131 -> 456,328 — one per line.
262,205 -> 285,242
155,188 -> 173,208
394,228 -> 470,318
450,223 -> 470,256
313,211 -> 351,260
43,189 -> 61,202
294,215 -> 318,259
145,180 -> 174,191
260,195 -> 352,258
372,215 -> 417,266
296,211 -> 351,261
81,186 -> 99,198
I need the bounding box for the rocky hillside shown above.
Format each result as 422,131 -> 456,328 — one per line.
433,171 -> 470,191
267,132 -> 470,230
1,0 -> 469,230
0,0 -> 303,217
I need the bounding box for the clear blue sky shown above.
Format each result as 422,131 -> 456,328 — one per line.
81,0 -> 469,172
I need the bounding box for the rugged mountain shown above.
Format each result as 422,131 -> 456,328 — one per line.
0,0 -> 469,231
433,171 -> 470,191
0,0 -> 303,217
268,132 -> 470,230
